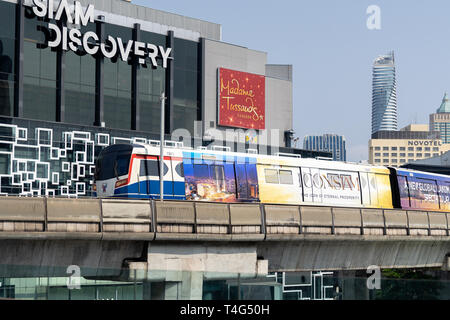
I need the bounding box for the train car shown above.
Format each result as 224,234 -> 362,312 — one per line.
255,154 -> 393,208
388,167 -> 450,212
94,144 -> 185,200
93,143 -> 395,209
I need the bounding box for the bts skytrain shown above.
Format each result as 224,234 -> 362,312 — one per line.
93,143 -> 450,212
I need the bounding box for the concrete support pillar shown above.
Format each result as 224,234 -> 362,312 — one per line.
145,272 -> 203,300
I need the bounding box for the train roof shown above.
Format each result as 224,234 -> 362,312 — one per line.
126,143 -> 390,173
391,166 -> 450,180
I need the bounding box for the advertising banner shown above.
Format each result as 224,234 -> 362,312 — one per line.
218,68 -> 265,130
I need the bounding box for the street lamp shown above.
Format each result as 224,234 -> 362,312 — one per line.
160,92 -> 166,201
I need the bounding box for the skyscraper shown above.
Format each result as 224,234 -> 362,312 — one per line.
372,51 -> 398,135
303,134 -> 346,161
430,93 -> 450,144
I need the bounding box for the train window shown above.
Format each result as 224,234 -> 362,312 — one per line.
115,153 -> 131,177
279,170 -> 293,185
193,164 -> 209,180
140,160 -> 156,176
175,162 -> 184,177
265,169 -> 279,184
140,160 -> 166,177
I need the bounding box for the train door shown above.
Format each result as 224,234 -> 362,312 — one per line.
139,156 -> 159,198
368,173 -> 379,206
310,168 -> 323,204
301,167 -> 313,203
359,172 -> 371,206
171,157 -> 185,200
161,156 -> 174,199
235,163 -> 259,202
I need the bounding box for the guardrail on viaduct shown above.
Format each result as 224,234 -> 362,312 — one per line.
0,197 -> 449,241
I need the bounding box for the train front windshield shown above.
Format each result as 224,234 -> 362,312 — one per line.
94,146 -> 132,197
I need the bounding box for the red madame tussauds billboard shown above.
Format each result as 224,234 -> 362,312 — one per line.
218,68 -> 266,130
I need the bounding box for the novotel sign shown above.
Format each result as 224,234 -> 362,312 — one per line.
408,140 -> 442,147
31,0 -> 172,68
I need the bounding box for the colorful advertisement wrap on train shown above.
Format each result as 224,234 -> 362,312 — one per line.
396,170 -> 450,211
182,152 -> 259,203
258,163 -> 393,208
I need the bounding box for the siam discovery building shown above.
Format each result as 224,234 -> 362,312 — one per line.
303,134 -> 346,162
0,0 -> 330,197
371,51 -> 398,135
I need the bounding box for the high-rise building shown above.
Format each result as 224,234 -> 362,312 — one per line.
372,51 -> 398,135
303,134 -> 346,161
430,93 -> 450,144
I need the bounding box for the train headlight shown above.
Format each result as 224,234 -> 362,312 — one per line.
115,179 -> 128,189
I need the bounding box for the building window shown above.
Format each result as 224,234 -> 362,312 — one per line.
383,153 -> 389,157
400,153 -> 406,157
64,41 -> 96,126
425,147 -> 431,151
139,30 -> 167,134
383,159 -> 389,163
416,153 -> 422,157
391,153 -> 397,157
375,147 -> 381,151
173,38 -> 201,136
375,153 -> 381,157
434,153 -> 439,157
408,147 -> 414,151
400,159 -> 406,163
23,13 -> 57,121
375,159 -> 381,163
392,159 -> 398,163
416,147 -> 422,151
383,147 -> 389,151
433,147 -> 439,151
400,147 -> 406,151
0,1 -> 15,117
391,147 -> 397,151
408,153 -> 414,157
424,153 -> 431,158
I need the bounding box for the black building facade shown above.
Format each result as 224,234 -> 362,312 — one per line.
0,0 -> 328,197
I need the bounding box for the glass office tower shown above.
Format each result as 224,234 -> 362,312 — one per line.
303,134 -> 346,162
371,51 -> 398,135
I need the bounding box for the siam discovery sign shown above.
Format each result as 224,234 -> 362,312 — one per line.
218,68 -> 265,130
31,0 -> 172,68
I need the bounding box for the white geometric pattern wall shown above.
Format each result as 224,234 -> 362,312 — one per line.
0,123 -> 151,197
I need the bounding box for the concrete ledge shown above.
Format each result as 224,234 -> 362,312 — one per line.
362,209 -> 384,228
194,234 -> 232,242
195,203 -> 229,225
407,211 -> 430,229
0,232 -> 102,240
333,208 -> 361,227
101,232 -> 155,241
47,198 -> 101,223
300,206 -> 332,227
231,234 -> 265,241
154,233 -> 197,241
384,210 -> 408,228
102,199 -> 151,224
428,212 -> 448,229
230,204 -> 261,226
0,197 -> 45,222
264,205 -> 300,227
155,201 -> 195,224
265,234 -> 305,241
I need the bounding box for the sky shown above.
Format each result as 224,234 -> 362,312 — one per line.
133,0 -> 450,161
